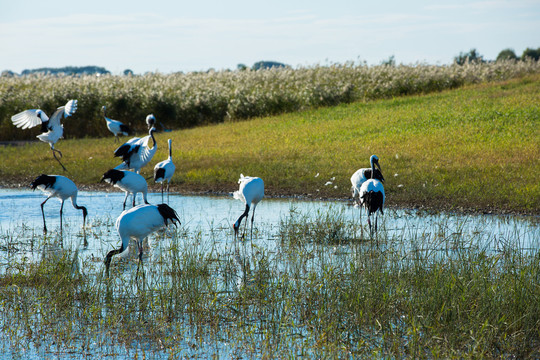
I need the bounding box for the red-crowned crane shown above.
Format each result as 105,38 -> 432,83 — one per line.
12,100 -> 78,171
102,106 -> 130,142
351,155 -> 384,207
146,114 -> 156,130
30,174 -> 87,233
359,155 -> 385,236
100,169 -> 149,210
154,139 -> 176,202
233,174 -> 264,240
114,125 -> 157,174
104,203 -> 180,278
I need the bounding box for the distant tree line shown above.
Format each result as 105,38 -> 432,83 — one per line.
1,49 -> 538,77
20,66 -> 111,76
238,61 -> 289,70
454,47 -> 540,65
1,61 -> 290,77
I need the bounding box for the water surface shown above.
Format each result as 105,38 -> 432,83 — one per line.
0,188 -> 539,359
0,188 -> 537,258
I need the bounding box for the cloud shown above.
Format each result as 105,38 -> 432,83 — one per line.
1,1 -> 538,73
426,0 -> 539,11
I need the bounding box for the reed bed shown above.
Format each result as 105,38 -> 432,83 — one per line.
0,209 -> 538,358
2,60 -> 539,140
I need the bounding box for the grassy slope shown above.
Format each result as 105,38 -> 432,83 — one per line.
1,75 -> 538,213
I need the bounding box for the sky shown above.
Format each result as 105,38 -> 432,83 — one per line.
1,0 -> 539,75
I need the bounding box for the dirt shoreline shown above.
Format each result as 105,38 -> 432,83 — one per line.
1,179 -> 536,217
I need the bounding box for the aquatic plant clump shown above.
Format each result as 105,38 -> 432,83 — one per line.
2,59 -> 539,140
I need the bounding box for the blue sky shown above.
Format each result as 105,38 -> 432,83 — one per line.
1,0 -> 538,74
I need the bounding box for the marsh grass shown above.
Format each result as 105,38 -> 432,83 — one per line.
0,209 -> 538,358
278,206 -> 363,246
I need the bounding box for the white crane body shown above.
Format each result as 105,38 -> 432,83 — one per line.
233,174 -> 264,239
101,169 -> 149,210
104,203 -> 180,277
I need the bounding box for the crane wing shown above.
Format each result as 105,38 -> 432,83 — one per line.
48,99 -> 78,128
11,109 -> 48,129
138,142 -> 155,165
127,136 -> 143,145
64,99 -> 78,117
141,134 -> 153,148
134,134 -> 156,165
114,136 -> 143,158
49,107 -> 65,127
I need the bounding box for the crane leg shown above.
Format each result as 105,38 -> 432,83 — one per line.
41,197 -> 51,233
52,148 -> 67,172
136,240 -> 144,280
60,200 -> 65,233
243,215 -> 250,241
250,208 -> 257,240
123,192 -> 129,210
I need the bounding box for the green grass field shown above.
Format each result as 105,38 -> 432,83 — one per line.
1,74 -> 539,213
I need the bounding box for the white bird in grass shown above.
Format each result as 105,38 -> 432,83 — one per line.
102,106 -> 130,142
359,155 -> 385,236
351,155 -> 384,207
11,100 -> 78,171
104,203 -> 180,278
233,174 -> 264,240
154,139 -> 176,202
114,125 -> 157,174
100,169 -> 149,210
30,174 -> 88,234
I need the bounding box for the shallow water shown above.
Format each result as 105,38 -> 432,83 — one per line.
0,188 -> 538,244
0,188 -> 538,264
0,188 -> 539,358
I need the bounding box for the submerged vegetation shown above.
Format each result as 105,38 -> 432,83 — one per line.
0,207 -> 538,358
